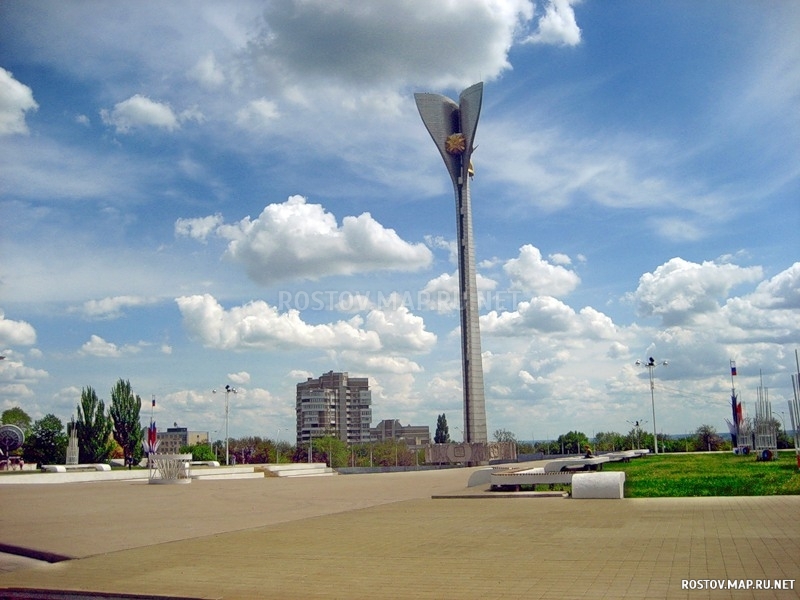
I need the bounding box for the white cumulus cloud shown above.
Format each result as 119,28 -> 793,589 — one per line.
633,257 -> 763,326
0,67 -> 38,135
503,245 -> 581,297
365,302 -> 437,352
175,214 -> 224,242
189,52 -> 226,88
235,98 -> 280,129
80,295 -> 158,320
176,294 -> 381,351
251,0 -> 537,90
80,335 -> 124,357
213,195 -> 432,285
524,0 -> 582,46
101,94 -> 180,133
0,311 -> 37,346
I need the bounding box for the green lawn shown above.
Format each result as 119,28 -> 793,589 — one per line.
603,450 -> 800,497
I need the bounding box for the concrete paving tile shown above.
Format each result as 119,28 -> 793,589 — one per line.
0,471 -> 797,599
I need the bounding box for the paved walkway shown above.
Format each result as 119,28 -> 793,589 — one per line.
0,468 -> 798,599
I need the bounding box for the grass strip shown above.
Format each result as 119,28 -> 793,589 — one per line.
603,450 -> 800,497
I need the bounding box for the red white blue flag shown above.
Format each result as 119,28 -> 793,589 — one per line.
730,361 -> 737,376
142,421 -> 159,454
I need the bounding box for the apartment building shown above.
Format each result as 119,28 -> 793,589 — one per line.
296,371 -> 372,446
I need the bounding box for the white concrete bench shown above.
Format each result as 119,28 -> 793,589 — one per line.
490,467 -> 575,490
543,456 -> 609,472
42,464 -> 111,473
190,460 -> 220,467
604,451 -> 638,462
572,471 -> 626,499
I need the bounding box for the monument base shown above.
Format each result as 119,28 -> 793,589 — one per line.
425,442 -> 516,465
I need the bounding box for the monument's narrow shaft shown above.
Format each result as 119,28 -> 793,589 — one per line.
454,170 -> 487,443
415,83 -> 488,444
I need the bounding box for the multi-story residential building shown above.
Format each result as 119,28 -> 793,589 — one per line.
296,371 -> 372,446
371,419 -> 431,449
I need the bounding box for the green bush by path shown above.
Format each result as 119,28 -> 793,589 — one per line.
603,450 -> 800,497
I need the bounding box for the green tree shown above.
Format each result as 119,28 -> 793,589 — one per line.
694,424 -> 724,451
772,418 -> 792,449
109,379 -> 144,467
275,440 -> 293,463
371,439 -> 415,467
595,431 -> 625,452
2,406 -> 32,431
534,440 -> 559,455
557,430 -> 589,454
23,414 -> 68,466
434,413 -> 450,444
493,428 -> 517,443
312,435 -> 348,468
76,386 -> 115,463
516,441 -> 536,454
180,443 -> 216,462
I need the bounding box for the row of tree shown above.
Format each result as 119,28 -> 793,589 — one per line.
5,399 -> 793,468
499,423 -> 794,455
181,435 -> 425,468
1,379 -> 145,467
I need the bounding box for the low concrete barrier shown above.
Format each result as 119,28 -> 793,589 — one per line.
467,468 -> 492,487
42,464 -> 111,473
571,471 -> 625,499
261,463 -> 336,477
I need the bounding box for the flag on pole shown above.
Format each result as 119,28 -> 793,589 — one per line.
152,397 -> 156,407
730,361 -> 737,376
142,421 -> 159,454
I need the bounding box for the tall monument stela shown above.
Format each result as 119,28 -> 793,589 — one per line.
415,82 -> 488,444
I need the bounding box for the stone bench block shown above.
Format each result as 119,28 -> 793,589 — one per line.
572,471 -> 625,499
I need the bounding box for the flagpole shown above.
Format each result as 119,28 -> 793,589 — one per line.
730,360 -> 737,447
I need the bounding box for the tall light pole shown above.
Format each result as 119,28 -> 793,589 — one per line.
275,427 -> 285,464
212,384 -> 237,465
626,419 -> 648,450
636,357 -> 667,454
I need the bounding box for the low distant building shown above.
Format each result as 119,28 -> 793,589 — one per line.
371,420 -> 430,449
155,426 -> 209,454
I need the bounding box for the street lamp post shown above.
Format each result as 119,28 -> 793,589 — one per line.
275,428 -> 284,464
212,385 -> 237,465
636,357 -> 668,454
625,419 -> 648,450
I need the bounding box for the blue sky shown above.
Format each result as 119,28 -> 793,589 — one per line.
1,0 -> 798,444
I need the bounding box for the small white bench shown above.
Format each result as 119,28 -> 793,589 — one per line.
572,471 -> 626,499
42,464 -> 111,473
604,451 -> 638,462
543,456 -> 610,472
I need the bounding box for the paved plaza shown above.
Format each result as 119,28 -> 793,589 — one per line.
0,467 -> 798,599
